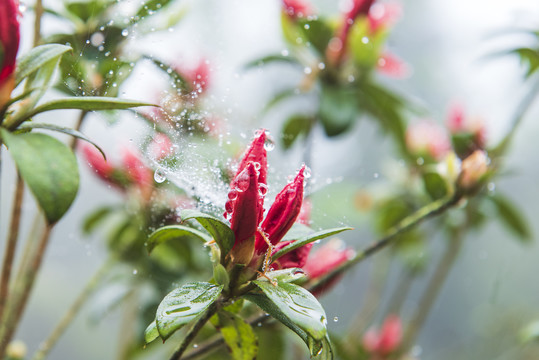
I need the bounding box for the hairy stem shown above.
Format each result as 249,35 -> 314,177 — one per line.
169,301 -> 222,360
0,222 -> 53,358
32,259 -> 113,360
0,173 -> 24,327
401,231 -> 464,351
33,0 -> 44,47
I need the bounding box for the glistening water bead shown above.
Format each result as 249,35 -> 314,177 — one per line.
154,168 -> 166,183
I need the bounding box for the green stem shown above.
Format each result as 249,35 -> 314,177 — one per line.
169,301 -> 222,360
32,259 -> 113,360
116,289 -> 138,360
401,231 -> 464,351
308,193 -> 462,292
0,222 -> 53,358
33,0 -> 44,47
0,173 -> 24,327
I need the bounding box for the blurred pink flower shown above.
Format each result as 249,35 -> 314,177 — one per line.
303,238 -> 355,280
377,52 -> 409,78
81,144 -> 115,184
446,103 -> 486,157
148,133 -> 174,161
177,59 -> 211,93
405,120 -> 451,161
282,0 -> 313,19
367,1 -> 402,33
363,315 -> 403,356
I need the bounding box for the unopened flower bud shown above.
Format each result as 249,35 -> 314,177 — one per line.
0,0 -> 20,108
458,150 -> 489,191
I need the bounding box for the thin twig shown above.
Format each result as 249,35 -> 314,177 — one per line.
32,258 -> 114,360
169,301 -> 221,360
401,231 -> 464,351
0,222 -> 53,358
0,173 -> 24,327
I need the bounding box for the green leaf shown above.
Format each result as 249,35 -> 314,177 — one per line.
244,281 -> 330,358
244,54 -> 300,70
155,282 -> 223,341
297,18 -> 333,56
422,172 -> 448,200
144,321 -> 160,344
1,130 -> 79,223
512,47 -> 539,78
136,0 -> 173,19
272,227 -> 353,262
262,87 -> 298,114
281,223 -> 315,242
281,114 -> 313,149
82,206 -> 117,235
147,225 -> 212,253
65,0 -> 114,22
488,194 -> 532,242
319,85 -> 358,137
215,311 -> 258,360
213,264 -> 230,288
23,97 -> 153,120
519,320 -> 539,344
15,44 -> 72,87
147,57 -> 190,92
18,123 -> 106,159
180,209 -> 235,257
261,268 -> 306,284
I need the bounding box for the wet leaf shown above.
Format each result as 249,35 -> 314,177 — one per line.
144,321 -> 160,344
261,268 -> 306,284
147,57 -> 190,92
488,194 -> 532,242
281,114 -> 313,149
297,18 -> 333,56
15,44 -> 72,87
215,311 -> 258,360
1,130 -> 79,224
281,223 -> 315,242
154,282 -> 223,341
136,0 -> 173,19
18,122 -> 106,159
319,85 -> 358,137
82,206 -> 117,235
272,227 -> 353,262
180,209 -> 235,257
23,97 -> 153,120
423,172 -> 448,200
244,281 -> 330,358
147,225 -> 212,253
244,54 -> 300,70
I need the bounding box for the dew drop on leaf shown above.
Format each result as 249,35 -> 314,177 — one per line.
154,168 -> 166,183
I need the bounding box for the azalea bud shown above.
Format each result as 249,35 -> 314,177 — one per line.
228,162 -> 263,264
367,2 -> 402,33
282,0 -> 313,19
179,59 -> 210,93
405,120 -> 451,162
270,241 -> 313,270
457,150 -> 489,191
362,315 -> 402,355
148,133 -> 173,161
81,144 -> 114,181
446,104 -> 486,159
377,52 -> 410,78
254,166 -> 305,255
122,148 -> 153,191
303,238 -> 355,280
0,0 -> 20,108
236,130 -> 268,185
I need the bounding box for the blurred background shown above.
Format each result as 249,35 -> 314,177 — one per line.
2,0 -> 539,359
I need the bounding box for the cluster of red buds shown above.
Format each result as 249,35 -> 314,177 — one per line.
225,131 -> 354,290
0,0 -> 20,109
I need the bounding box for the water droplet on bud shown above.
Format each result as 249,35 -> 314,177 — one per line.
303,166 -> 312,179
259,183 -> 268,197
154,168 -> 166,183
333,317 -> 339,322
264,137 -> 275,151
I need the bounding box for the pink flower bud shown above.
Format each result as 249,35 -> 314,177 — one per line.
297,198 -> 312,225
0,0 -> 20,105
367,1 -> 402,33
148,133 -> 173,161
303,238 -> 355,280
122,148 -> 153,190
377,52 -> 410,78
176,59 -> 211,93
446,103 -> 487,158
458,150 -> 489,191
270,241 -> 313,270
362,315 -> 402,355
254,166 -> 305,255
81,144 -> 115,183
405,121 -> 451,161
282,0 -> 313,19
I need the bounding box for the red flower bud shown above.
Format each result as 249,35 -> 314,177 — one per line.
303,238 -> 355,280
0,0 -> 20,105
81,144 -> 115,182
255,166 -> 305,255
228,162 -> 263,247
236,130 -> 268,185
270,241 -> 313,270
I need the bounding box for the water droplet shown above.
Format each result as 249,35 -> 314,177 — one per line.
253,162 -> 261,171
193,344 -> 198,348
259,183 -> 268,197
133,269 -> 138,275
281,49 -> 289,56
228,190 -> 238,200
318,62 -> 326,70
18,2 -> 27,13
487,182 -> 495,192
416,157 -> 425,166
361,36 -> 370,44
154,168 -> 166,183
333,316 -> 339,322
264,138 -> 275,151
373,173 -> 379,179
303,166 -> 312,179
304,24 -> 310,29
304,67 -> 312,74
122,29 -> 129,37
